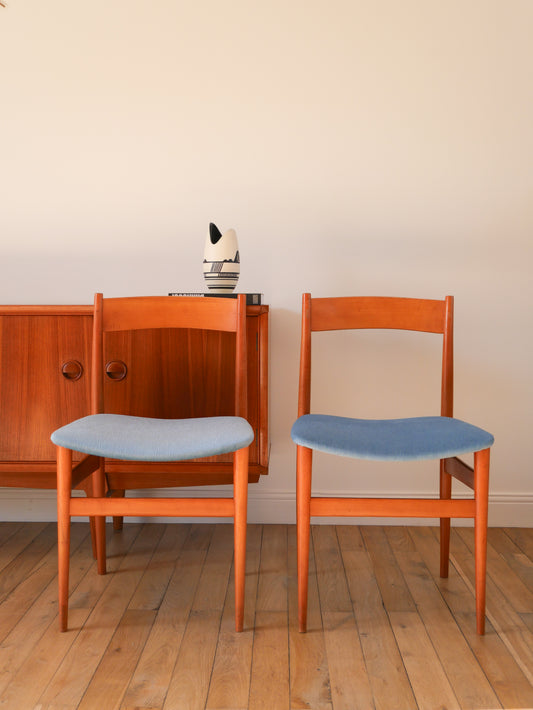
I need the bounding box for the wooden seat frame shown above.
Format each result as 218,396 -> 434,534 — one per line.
56,293 -> 250,632
295,294 -> 491,634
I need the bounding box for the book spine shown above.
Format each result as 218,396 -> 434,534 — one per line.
168,293 -> 262,305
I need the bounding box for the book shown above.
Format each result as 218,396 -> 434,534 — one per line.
169,292 -> 262,305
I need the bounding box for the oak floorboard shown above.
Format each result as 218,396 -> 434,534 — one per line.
520,612 -> 533,633
504,528 -> 533,560
255,525 -> 288,612
193,524 -> 235,612
361,525 -> 416,613
337,526 -> 417,710
68,523 -> 143,610
389,610 -> 461,710
0,523 -> 531,709
0,608 -> 91,710
488,528 -> 533,594
37,524 -> 164,708
410,526 -> 533,709
161,524 -> 235,710
472,528 -> 533,613
0,526 -> 92,697
288,526 -> 332,710
386,526 -> 501,710
312,525 -> 351,614
162,609 -> 223,710
322,612 -> 373,710
0,522 -> 56,604
248,611 -> 289,710
127,522 -> 190,611
0,522 -> 25,550
120,524 -> 213,710
454,528 -> 533,664
205,525 -> 262,710
0,521 -> 47,575
77,609 -> 156,710
0,523 -> 88,645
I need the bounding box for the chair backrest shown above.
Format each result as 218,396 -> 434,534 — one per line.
298,294 -> 454,419
91,294 -> 248,418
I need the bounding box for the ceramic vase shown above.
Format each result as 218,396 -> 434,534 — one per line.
203,222 -> 240,293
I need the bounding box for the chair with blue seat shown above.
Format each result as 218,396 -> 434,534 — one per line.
51,293 -> 253,632
291,294 -> 493,634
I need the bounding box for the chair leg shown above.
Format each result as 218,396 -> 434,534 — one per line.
439,459 -> 452,578
112,489 -> 126,531
57,446 -> 73,632
89,516 -> 97,558
233,446 -> 249,633
296,445 -> 312,633
92,459 -> 107,575
474,448 -> 490,635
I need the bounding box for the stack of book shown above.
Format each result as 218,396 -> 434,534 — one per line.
169,292 -> 262,305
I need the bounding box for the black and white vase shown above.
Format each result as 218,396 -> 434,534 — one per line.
203,222 -> 240,293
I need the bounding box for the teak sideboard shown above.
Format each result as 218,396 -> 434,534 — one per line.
0,302 -> 269,495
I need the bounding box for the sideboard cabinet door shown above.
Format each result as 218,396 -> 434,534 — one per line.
0,311 -> 92,482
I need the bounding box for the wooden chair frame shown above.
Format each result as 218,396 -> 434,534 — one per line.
56,294 -> 250,632
295,294 -> 490,634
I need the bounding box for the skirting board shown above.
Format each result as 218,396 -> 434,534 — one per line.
0,489 -> 531,527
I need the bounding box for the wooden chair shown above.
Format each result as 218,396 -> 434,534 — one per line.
51,294 -> 253,632
291,294 -> 494,634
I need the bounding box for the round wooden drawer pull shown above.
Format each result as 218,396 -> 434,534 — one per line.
105,360 -> 127,381
61,360 -> 83,381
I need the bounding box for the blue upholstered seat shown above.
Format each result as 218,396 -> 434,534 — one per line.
51,413 -> 254,462
291,414 -> 494,462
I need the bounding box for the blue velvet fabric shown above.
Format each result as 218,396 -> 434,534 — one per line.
291,414 -> 494,461
51,414 -> 254,461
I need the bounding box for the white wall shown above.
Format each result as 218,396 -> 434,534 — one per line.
1,0 -> 532,525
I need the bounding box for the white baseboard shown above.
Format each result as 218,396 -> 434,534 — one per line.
0,488 -> 531,527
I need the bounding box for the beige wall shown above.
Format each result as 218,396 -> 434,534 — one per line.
1,0 -> 532,524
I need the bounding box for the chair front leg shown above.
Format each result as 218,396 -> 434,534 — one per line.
233,446 -> 249,632
474,448 -> 490,635
296,445 -> 312,633
57,446 -> 73,632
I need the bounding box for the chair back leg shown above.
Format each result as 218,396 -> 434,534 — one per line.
439,459 -> 452,577
92,459 -> 107,575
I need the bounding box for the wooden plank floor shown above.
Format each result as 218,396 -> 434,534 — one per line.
0,522 -> 532,709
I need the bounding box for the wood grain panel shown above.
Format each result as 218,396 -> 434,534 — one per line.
0,315 -> 92,462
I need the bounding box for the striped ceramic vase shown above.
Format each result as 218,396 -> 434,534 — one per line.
203,222 -> 240,293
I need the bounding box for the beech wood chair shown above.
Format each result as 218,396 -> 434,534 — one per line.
51,293 -> 253,632
291,294 -> 494,634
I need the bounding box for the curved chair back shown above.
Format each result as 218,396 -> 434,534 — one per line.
91,294 -> 248,420
298,294 -> 454,419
